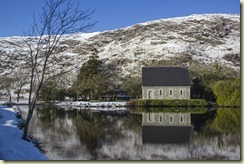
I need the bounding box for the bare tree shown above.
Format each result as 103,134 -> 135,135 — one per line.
12,67 -> 30,102
0,51 -> 15,76
22,0 -> 96,140
0,76 -> 14,102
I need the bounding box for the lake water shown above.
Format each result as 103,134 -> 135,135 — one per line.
20,106 -> 240,160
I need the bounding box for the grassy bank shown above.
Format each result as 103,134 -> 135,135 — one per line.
129,99 -> 210,108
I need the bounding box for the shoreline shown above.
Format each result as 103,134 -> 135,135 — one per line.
0,106 -> 48,160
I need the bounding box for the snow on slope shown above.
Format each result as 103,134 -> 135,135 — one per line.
0,14 -> 240,78
79,14 -> 240,77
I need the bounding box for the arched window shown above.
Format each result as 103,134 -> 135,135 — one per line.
149,113 -> 152,121
148,90 -> 152,99
160,116 -> 162,122
180,116 -> 183,123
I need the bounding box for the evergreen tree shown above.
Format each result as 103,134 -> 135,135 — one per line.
74,49 -> 109,100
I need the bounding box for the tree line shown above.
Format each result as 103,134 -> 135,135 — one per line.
37,54 -> 240,107
38,49 -> 141,102
0,53 -> 240,108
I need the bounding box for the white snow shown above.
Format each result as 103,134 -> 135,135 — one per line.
0,106 -> 48,160
62,32 -> 100,41
56,101 -> 128,111
0,13 -> 240,81
138,14 -> 239,26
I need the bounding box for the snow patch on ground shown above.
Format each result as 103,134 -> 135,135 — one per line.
56,101 -> 128,111
0,106 -> 48,160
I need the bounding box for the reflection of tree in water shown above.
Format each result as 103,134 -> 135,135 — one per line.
121,114 -> 142,133
31,107 -> 86,159
211,108 -> 240,133
36,107 -> 55,124
28,107 -> 240,160
196,108 -> 240,135
35,107 -> 76,134
73,111 -> 123,159
191,108 -> 240,148
191,109 -> 217,135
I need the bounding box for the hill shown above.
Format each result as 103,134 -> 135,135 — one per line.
0,14 -> 240,80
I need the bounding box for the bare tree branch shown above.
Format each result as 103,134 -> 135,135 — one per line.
22,0 -> 96,140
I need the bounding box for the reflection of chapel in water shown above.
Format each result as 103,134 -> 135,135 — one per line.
142,113 -> 192,144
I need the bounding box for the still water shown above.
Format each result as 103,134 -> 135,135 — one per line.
21,106 -> 240,160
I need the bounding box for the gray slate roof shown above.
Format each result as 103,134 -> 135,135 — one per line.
142,67 -> 191,86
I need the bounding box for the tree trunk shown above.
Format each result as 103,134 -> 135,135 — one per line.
17,90 -> 20,102
9,94 -> 11,102
22,105 -> 34,140
8,90 -> 11,102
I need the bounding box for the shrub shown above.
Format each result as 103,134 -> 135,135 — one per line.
212,78 -> 240,107
129,99 -> 209,107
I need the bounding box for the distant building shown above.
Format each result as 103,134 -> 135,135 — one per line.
100,90 -> 130,101
142,67 -> 191,99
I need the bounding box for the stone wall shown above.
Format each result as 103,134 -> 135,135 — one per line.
142,86 -> 190,99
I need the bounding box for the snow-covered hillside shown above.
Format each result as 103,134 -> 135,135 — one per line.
0,14 -> 240,78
